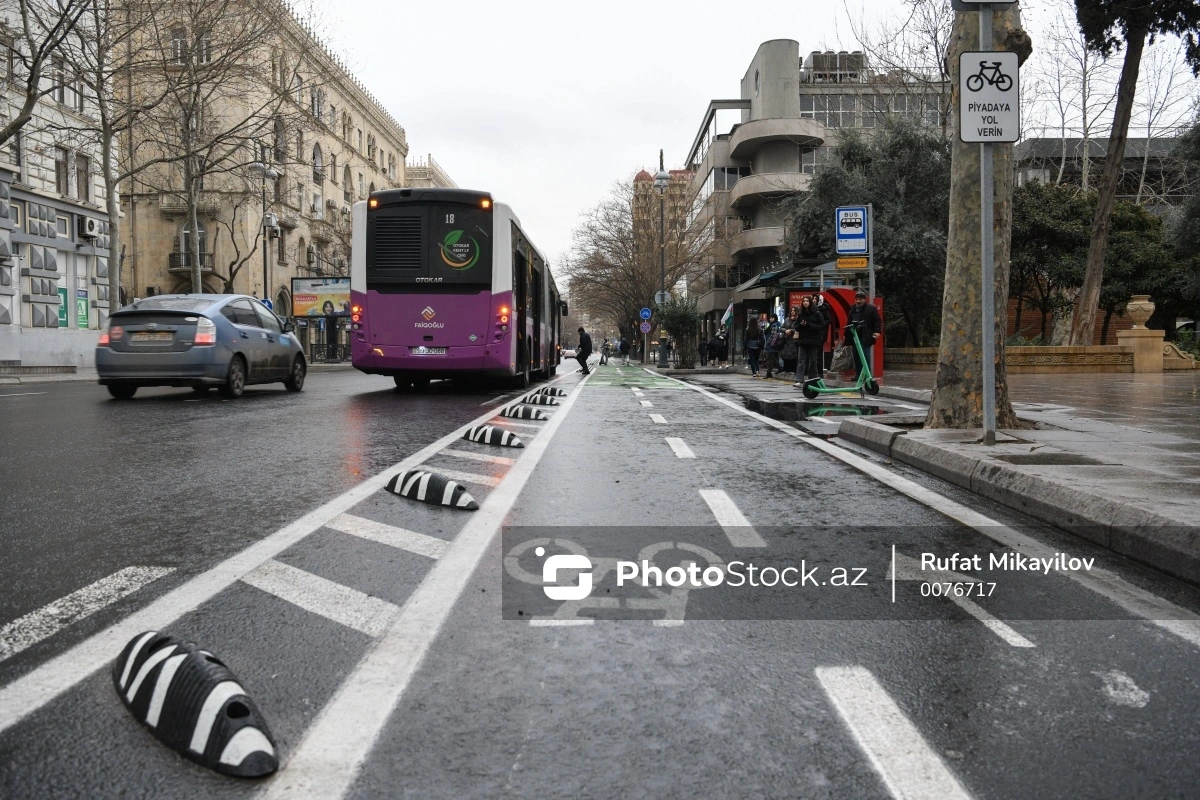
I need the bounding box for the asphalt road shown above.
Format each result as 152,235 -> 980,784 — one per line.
2,364 -> 1199,799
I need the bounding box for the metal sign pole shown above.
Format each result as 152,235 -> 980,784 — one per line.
979,5 -> 996,446
867,202 -> 875,301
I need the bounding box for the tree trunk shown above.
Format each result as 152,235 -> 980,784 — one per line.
926,6 -> 1024,430
187,163 -> 202,293
1100,306 -> 1114,345
1068,28 -> 1146,346
1013,296 -> 1023,335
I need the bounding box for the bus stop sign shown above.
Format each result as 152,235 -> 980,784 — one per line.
835,207 -> 868,255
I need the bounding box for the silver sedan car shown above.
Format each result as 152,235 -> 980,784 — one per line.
96,294 -> 307,399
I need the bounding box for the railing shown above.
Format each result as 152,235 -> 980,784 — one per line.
167,252 -> 214,272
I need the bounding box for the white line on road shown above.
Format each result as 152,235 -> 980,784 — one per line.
480,393 -> 512,406
672,376 -> 1200,649
528,619 -> 594,627
0,392 -> 47,398
649,414 -> 667,424
665,438 -> 695,459
807,416 -> 840,425
948,595 -> 1035,648
241,560 -> 398,638
640,400 -> 653,407
491,420 -> 542,430
439,448 -> 516,466
258,373 -> 591,800
0,372 -> 575,738
699,489 -> 766,548
653,619 -> 685,627
0,567 -> 174,662
421,467 -> 501,487
817,666 -> 972,800
324,514 -> 448,560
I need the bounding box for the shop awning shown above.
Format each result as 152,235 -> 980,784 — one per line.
735,267 -> 795,293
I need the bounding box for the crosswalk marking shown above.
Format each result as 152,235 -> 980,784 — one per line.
649,414 -> 667,424
665,438 -> 695,459
817,666 -> 972,800
0,567 -> 174,662
699,489 -> 767,548
422,467 -> 501,487
439,448 -> 516,466
240,560 -> 398,637
325,514 -> 449,560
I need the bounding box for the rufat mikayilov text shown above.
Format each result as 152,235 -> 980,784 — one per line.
923,552 -> 1097,575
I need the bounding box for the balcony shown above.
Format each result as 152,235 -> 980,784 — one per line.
167,252 -> 214,273
729,118 -> 824,160
729,172 -> 812,209
730,226 -> 785,257
158,192 -> 221,215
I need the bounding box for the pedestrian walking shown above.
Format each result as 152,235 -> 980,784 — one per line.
576,327 -> 593,375
815,293 -> 833,373
793,295 -> 826,385
600,339 -> 610,365
763,313 -> 783,379
619,336 -> 631,366
715,329 -> 729,368
847,289 -> 881,376
744,317 -> 765,377
780,306 -> 801,378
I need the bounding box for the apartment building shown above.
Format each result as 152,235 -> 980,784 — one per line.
404,154 -> 457,189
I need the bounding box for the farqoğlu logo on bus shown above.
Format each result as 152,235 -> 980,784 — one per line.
440,230 -> 480,270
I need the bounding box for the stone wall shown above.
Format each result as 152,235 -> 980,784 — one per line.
886,345 -> 1137,373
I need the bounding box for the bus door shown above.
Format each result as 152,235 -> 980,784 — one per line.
513,246 -> 528,370
531,267 -> 543,371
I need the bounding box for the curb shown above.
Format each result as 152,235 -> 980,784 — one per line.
840,417 -> 1200,584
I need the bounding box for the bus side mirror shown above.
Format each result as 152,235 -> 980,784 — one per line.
560,301 -> 568,317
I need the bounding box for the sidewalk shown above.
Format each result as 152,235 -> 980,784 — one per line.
656,366 -> 1200,584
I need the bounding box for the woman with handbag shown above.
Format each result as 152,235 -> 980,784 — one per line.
793,295 -> 825,386
780,306 -> 801,378
744,317 -> 765,377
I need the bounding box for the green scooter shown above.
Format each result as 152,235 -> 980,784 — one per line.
801,321 -> 879,399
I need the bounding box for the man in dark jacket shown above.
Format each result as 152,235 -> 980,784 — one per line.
847,288 -> 881,375
619,336 -> 631,366
576,327 -> 593,375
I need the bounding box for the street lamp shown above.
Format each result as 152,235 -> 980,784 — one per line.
654,151 -> 670,369
249,161 -> 279,306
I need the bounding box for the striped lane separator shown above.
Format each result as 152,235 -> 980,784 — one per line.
439,448 -> 516,466
0,567 -> 175,662
240,561 -> 398,638
324,514 -> 449,560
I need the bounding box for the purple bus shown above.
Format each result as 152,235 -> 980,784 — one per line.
350,188 -> 564,389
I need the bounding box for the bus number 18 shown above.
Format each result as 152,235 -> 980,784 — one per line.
445,214 -> 455,223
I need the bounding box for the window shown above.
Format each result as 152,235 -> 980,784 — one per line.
10,201 -> 21,227
52,57 -> 65,104
10,130 -> 21,173
330,154 -> 337,182
181,220 -> 206,255
170,26 -> 187,64
367,134 -> 376,162
861,95 -> 885,129
278,228 -> 286,262
222,299 -> 259,327
296,129 -> 303,162
252,301 -> 281,333
54,147 -> 69,195
196,33 -> 211,64
358,172 -> 364,198
801,148 -> 817,174
357,129 -> 363,151
76,154 -> 90,201
368,182 -> 375,195
273,117 -> 285,163
312,143 -> 323,184
293,74 -> 302,105
295,183 -> 304,211
274,173 -> 284,203
343,165 -> 352,202
56,215 -> 68,236
328,104 -> 336,128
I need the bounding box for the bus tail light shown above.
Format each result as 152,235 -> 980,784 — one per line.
193,317 -> 217,346
351,304 -> 363,329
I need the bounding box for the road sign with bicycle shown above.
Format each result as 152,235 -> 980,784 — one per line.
959,51 -> 1019,143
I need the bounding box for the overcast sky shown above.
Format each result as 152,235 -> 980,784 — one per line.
308,0 -> 1066,267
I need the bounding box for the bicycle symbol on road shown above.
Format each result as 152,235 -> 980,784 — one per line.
966,60 -> 1013,93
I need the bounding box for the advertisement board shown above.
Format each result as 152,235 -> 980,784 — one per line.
292,278 -> 351,317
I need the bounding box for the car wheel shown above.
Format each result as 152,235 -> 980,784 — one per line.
107,383 -> 137,400
220,356 -> 246,398
284,358 -> 306,392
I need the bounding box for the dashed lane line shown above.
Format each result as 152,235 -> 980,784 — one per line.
528,619 -> 595,627
640,400 -> 653,407
0,567 -> 175,662
439,448 -> 516,466
817,666 -> 973,800
324,514 -> 449,560
949,596 -> 1036,648
0,392 -> 47,398
699,489 -> 767,548
259,373 -> 591,800
665,438 -> 695,459
666,374 -> 1200,649
241,560 -> 399,638
0,373 -> 578,737
649,414 -> 667,424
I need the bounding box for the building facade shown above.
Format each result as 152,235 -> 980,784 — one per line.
404,154 -> 457,189
121,1 -> 433,317
0,5 -> 115,369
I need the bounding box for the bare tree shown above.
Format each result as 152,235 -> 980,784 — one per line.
1132,38 -> 1199,203
0,0 -> 89,148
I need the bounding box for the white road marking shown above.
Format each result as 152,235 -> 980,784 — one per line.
439,448 -> 516,466
807,416 -> 839,425
0,373 -> 576,737
492,420 -> 542,430
817,666 -> 972,800
653,619 -> 685,627
480,393 -> 512,406
0,567 -> 174,662
241,560 -> 398,638
421,467 -> 500,488
631,388 -> 643,396
528,619 -> 594,627
948,596 -> 1035,648
671,376 -> 1200,650
640,400 -> 653,407
665,438 -> 695,459
259,373 -> 591,800
649,414 -> 667,424
699,489 -> 767,548
0,392 -> 47,398
324,514 -> 449,560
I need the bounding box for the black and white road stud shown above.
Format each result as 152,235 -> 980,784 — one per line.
499,405 -> 547,420
462,425 -> 524,448
112,632 -> 278,778
533,387 -> 568,397
521,393 -> 560,406
385,469 -> 480,509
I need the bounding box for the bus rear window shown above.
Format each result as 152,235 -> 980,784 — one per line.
367,204 -> 492,287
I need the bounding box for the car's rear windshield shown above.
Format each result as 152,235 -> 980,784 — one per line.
123,297 -> 218,312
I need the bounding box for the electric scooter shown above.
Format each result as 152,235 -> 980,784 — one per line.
800,321 -> 880,399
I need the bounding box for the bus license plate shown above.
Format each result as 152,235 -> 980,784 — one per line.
411,346 -> 446,355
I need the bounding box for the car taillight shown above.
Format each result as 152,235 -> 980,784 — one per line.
194,317 -> 217,345
98,331 -> 110,346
